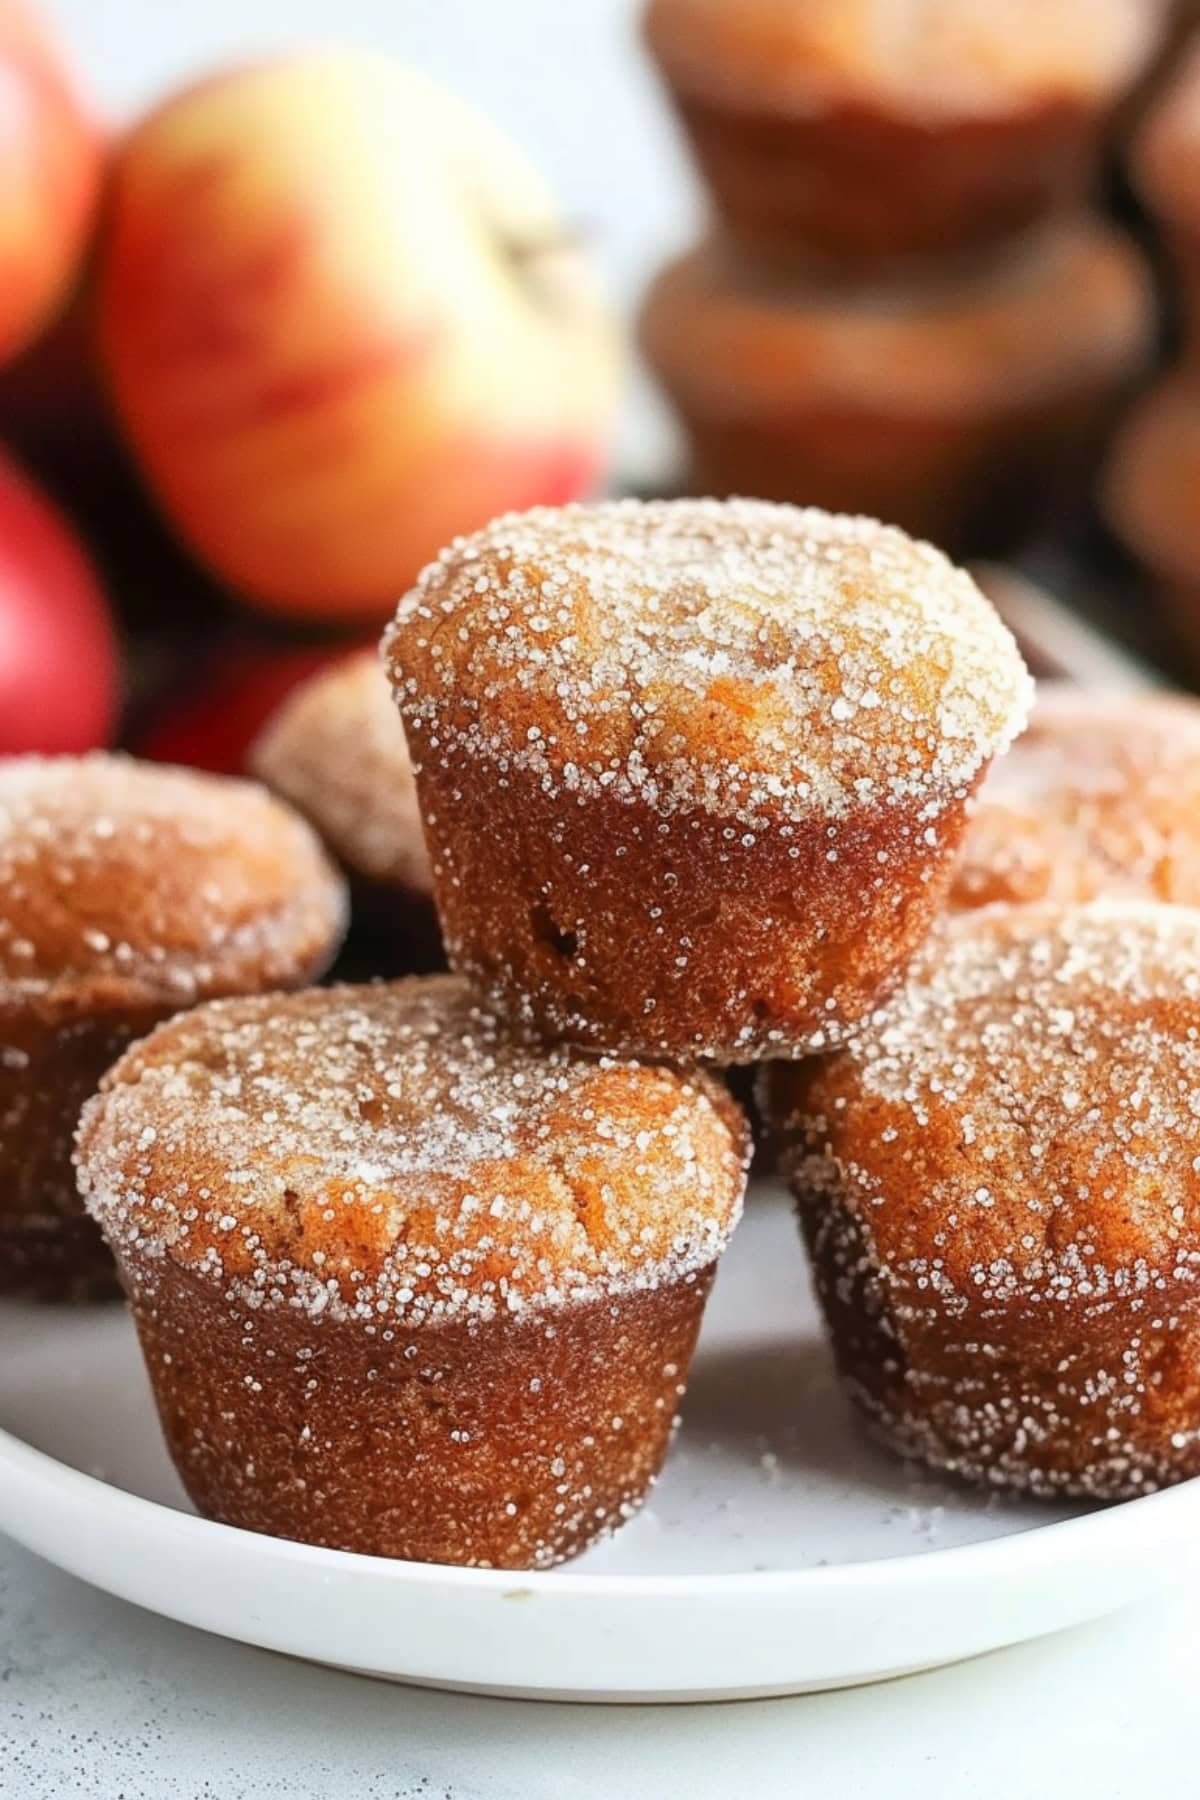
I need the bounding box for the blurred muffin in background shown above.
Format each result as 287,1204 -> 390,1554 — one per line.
1131,34 -> 1200,329
1103,373 -> 1200,667
644,0 -> 1167,269
951,684 -> 1200,910
250,652 -> 441,972
642,222 -> 1154,556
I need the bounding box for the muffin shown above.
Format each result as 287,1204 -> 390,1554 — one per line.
951,684 -> 1200,909
1102,374 -> 1200,666
762,901 -> 1200,1499
383,499 -> 1032,1063
1131,36 -> 1200,325
641,225 -> 1154,556
249,651 -> 440,969
0,754 -> 346,1299
644,0 -> 1165,268
76,977 -> 748,1568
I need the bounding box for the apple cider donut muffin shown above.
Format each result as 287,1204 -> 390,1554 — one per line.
76,977 -> 748,1567
384,499 -> 1032,1063
0,754 -> 346,1300
641,227 -> 1154,556
1103,375 -> 1200,671
763,901 -> 1200,1499
951,685 -> 1200,910
249,651 -> 440,968
644,0 -> 1165,268
1131,36 -> 1200,328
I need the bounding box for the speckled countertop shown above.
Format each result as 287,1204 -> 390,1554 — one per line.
1,1534 -> 1196,1800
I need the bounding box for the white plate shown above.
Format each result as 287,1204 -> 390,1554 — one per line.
1,1180 -> 1197,1703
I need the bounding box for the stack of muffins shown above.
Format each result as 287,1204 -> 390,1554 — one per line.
14,494 -> 1200,1572
1105,31 -> 1200,665
640,0 -> 1166,555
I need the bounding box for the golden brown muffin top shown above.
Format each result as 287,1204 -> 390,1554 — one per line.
250,652 -> 431,894
385,499 -> 1031,828
762,901 -> 1200,1300
1103,375 -> 1200,584
1133,36 -> 1200,225
645,0 -> 1164,119
0,754 -> 346,1012
952,685 -> 1200,909
76,975 -> 749,1325
641,228 -> 1153,416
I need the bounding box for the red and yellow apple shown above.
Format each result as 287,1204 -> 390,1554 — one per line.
0,0 -> 103,365
98,52 -> 622,623
0,451 -> 119,755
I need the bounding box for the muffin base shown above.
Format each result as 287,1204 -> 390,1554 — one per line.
799,1187 -> 1200,1501
413,742 -> 980,1062
669,92 -> 1095,268
119,1249 -> 718,1569
0,1005 -> 159,1302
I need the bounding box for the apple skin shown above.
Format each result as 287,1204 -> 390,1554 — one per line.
132,637 -> 365,775
0,0 -> 103,365
98,52 -> 622,624
0,451 -> 119,755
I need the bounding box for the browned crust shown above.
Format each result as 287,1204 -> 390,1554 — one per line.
760,902 -> 1200,1498
796,1172 -> 1200,1500
413,737 -> 981,1062
120,1246 -> 716,1568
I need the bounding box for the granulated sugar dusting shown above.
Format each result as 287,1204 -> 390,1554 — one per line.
384,498 -> 1031,827
0,753 -> 346,1007
77,975 -> 749,1328
952,684 -> 1200,909
768,900 -> 1200,1499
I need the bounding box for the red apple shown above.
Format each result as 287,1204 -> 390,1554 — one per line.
0,0 -> 103,365
133,637 -> 364,774
0,451 -> 119,754
98,51 -> 622,624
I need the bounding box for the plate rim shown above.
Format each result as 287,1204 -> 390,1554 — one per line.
4,1412 -> 1199,1601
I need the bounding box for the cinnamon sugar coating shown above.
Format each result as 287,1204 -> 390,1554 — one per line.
0,754 -> 346,1299
952,685 -> 1200,909
762,901 -> 1200,1498
384,498 -> 1031,1062
77,976 -> 748,1566
0,755 -> 346,1009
